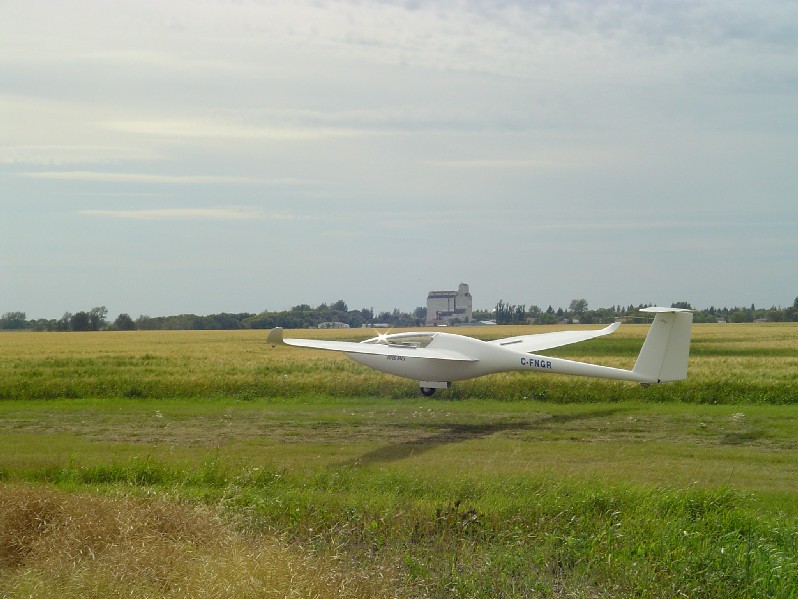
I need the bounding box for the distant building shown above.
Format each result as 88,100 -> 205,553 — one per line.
426,283 -> 473,326
318,322 -> 350,329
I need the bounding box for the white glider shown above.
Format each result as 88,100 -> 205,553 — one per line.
267,307 -> 693,395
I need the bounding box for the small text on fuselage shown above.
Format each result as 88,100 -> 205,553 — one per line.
520,357 -> 552,369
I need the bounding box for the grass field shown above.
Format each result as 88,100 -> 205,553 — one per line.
1,323 -> 797,597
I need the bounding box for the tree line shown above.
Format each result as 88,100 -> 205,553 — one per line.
482,298 -> 798,325
2,297 -> 797,332
0,301 -> 424,332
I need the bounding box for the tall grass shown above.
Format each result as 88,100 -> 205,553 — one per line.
0,483 -> 397,598
3,459 -> 796,598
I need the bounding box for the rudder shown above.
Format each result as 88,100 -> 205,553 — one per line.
632,308 -> 693,383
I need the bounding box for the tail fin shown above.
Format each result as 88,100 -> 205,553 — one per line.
267,327 -> 285,347
632,307 -> 693,383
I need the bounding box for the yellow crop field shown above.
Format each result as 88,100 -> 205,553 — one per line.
1,322 -> 797,401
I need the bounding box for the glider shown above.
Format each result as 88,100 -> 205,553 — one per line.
267,307 -> 692,396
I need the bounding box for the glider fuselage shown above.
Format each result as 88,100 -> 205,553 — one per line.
347,334 -> 649,384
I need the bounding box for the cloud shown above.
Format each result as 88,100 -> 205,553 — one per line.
104,104 -> 518,140
78,207 -> 295,221
105,119 -> 363,141
23,171 -> 299,185
0,145 -> 163,166
428,159 -> 568,169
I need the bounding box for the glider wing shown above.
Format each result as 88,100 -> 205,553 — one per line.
490,321 -> 621,353
267,328 -> 476,362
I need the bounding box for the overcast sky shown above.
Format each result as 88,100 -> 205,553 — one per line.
2,0 -> 797,319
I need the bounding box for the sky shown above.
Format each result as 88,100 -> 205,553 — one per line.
2,0 -> 797,320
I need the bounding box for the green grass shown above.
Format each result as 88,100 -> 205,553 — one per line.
2,397 -> 798,596
1,324 -> 798,597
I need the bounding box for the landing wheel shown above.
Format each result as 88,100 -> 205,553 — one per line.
419,387 -> 436,397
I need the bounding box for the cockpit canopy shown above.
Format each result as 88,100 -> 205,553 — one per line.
361,331 -> 438,349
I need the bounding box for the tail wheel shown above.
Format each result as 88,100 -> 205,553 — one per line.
419,387 -> 436,397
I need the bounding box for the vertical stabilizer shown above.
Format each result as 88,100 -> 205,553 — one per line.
632,308 -> 693,383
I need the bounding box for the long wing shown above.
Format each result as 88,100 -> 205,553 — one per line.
490,321 -> 621,353
267,328 -> 476,362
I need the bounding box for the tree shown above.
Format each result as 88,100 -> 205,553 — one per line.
114,313 -> 136,331
729,310 -> 751,323
0,311 -> 27,329
70,311 -> 91,331
569,299 -> 588,315
766,310 -> 785,322
495,300 -> 527,324
515,304 -> 526,323
495,300 -> 513,324
89,306 -> 108,331
537,311 -> 558,325
56,313 -> 72,332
